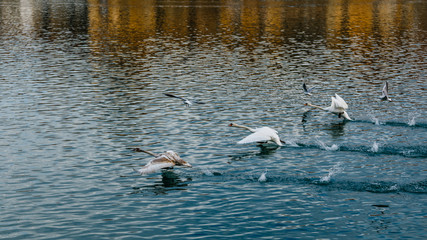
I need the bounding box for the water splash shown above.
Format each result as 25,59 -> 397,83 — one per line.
284,139 -> 299,147
201,168 -> 214,176
258,171 -> 267,182
408,116 -> 416,126
370,142 -> 379,153
370,115 -> 380,125
319,163 -> 344,183
316,139 -> 339,151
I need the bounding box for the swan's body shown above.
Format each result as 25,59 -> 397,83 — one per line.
164,93 -> 204,107
229,123 -> 284,146
135,150 -> 192,175
303,83 -> 315,96
305,94 -> 352,120
380,81 -> 392,101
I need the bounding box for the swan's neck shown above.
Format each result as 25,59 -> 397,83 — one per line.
232,123 -> 255,132
306,103 -> 326,111
139,150 -> 159,157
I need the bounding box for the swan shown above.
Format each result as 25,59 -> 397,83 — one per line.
164,93 -> 205,107
133,149 -> 192,175
303,83 -> 315,96
380,81 -> 392,101
229,123 -> 285,146
305,94 -> 352,120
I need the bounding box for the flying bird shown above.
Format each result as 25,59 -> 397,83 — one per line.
380,81 -> 392,101
164,93 -> 205,107
305,94 -> 352,120
303,83 -> 315,96
134,149 -> 192,175
229,123 -> 285,146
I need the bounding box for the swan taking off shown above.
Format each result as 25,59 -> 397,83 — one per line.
229,123 -> 284,146
164,93 -> 205,107
303,83 -> 315,96
380,81 -> 392,101
134,149 -> 192,175
305,94 -> 352,120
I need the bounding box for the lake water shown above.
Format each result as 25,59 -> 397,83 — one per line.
1,0 -> 426,239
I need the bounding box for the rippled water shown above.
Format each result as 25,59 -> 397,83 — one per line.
1,0 -> 426,239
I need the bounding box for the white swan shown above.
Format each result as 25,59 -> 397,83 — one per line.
229,123 -> 284,146
305,94 -> 352,120
380,81 -> 392,101
164,93 -> 205,107
134,149 -> 192,175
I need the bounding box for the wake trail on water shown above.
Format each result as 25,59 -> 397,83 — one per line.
287,141 -> 427,158
353,118 -> 427,128
197,169 -> 427,194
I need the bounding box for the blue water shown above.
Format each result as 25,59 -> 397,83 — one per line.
1,0 -> 426,239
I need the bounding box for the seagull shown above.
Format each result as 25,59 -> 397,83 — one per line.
303,83 -> 315,96
229,123 -> 285,146
133,149 -> 192,175
164,93 -> 205,107
380,81 -> 392,101
305,94 -> 352,120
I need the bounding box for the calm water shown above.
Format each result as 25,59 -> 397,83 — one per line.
1,0 -> 426,239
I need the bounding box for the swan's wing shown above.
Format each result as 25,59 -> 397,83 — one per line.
334,94 -> 348,110
237,131 -> 272,144
237,127 -> 277,144
136,157 -> 174,175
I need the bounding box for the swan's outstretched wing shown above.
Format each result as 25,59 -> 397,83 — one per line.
136,157 -> 175,175
237,127 -> 277,144
237,132 -> 272,144
334,94 -> 348,110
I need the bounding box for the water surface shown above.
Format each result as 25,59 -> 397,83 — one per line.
1,0 -> 426,239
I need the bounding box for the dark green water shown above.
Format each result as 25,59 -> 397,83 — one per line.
1,0 -> 426,239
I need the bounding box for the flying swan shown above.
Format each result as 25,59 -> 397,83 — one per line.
133,149 -> 192,175
305,94 -> 352,120
229,123 -> 285,146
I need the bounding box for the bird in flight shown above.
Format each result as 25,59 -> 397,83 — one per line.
164,93 -> 205,107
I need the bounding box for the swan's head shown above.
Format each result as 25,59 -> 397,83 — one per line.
229,123 -> 236,127
304,103 -> 308,106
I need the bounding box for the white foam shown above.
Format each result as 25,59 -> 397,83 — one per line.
370,141 -> 379,152
258,171 -> 267,182
408,116 -> 416,126
370,116 -> 380,125
320,163 -> 343,183
201,168 -> 214,176
316,140 -> 339,151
